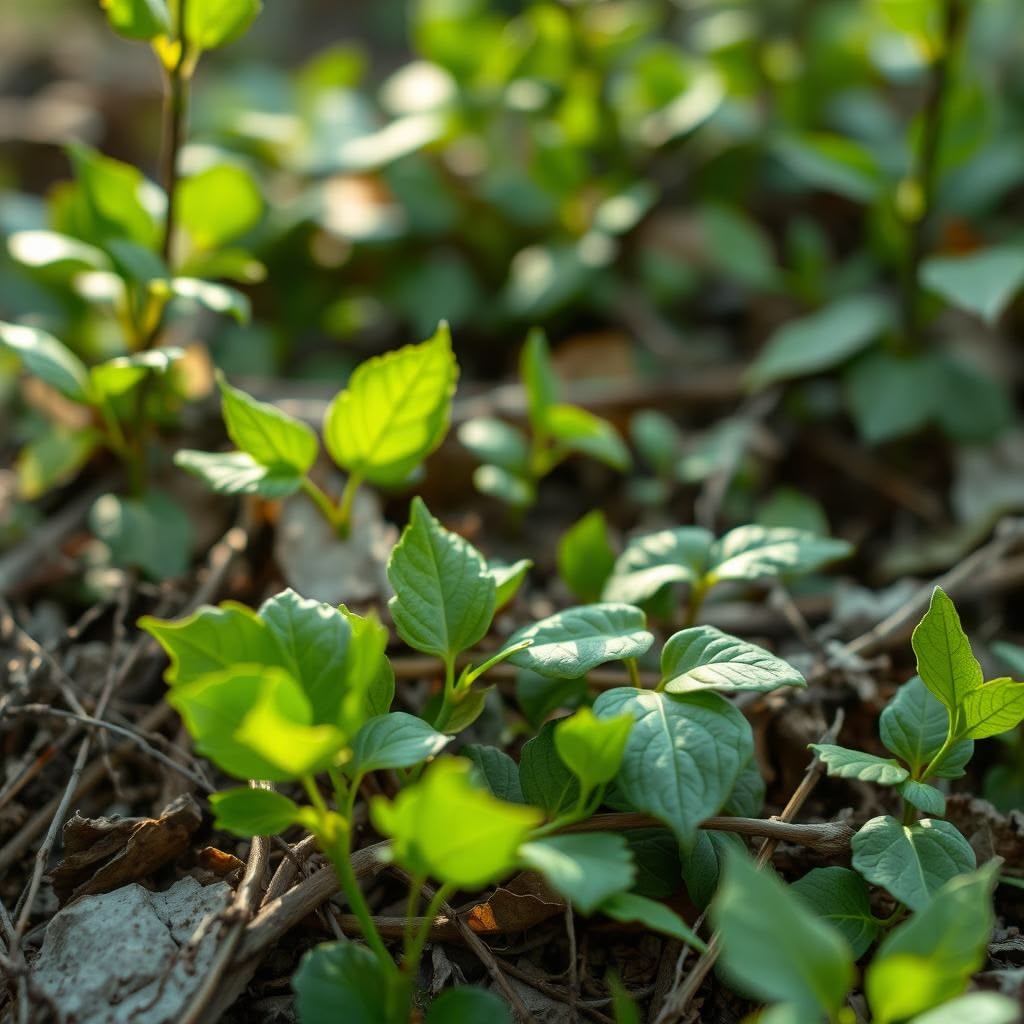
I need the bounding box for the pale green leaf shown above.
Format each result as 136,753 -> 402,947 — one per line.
457,417 -> 529,475
16,428 -> 101,500
90,490 -> 192,581
520,834 -> 635,914
602,527 -> 713,604
851,815 -> 976,911
900,779 -> 946,817
909,993 -> 1021,1024
174,450 -> 305,497
521,326 -> 558,435
809,744 -> 910,785
601,892 -> 706,950
472,465 -> 535,508
660,626 -> 806,695
547,404 -> 632,471
387,497 -> 496,662
324,323 -> 457,487
503,603 -> 654,679
170,278 -> 250,323
0,322 -> 92,403
880,676 -> 973,778
791,866 -> 880,958
348,712 -> 449,776
7,230 -> 109,272
489,558 -> 532,611
558,510 -> 617,602
706,525 -> 852,585
921,246 -> 1024,324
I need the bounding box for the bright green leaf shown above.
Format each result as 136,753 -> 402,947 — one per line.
911,587 -> 983,717
960,677 -> 1024,739
521,326 -> 558,435
558,510 -> 617,602
178,164 -> 263,250
520,833 -> 635,914
187,0 -> 262,49
555,707 -> 633,795
210,786 -> 300,836
880,676 -> 973,778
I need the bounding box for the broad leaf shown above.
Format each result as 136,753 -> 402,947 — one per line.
387,497 -> 496,663
519,722 -> 580,816
370,758 -> 541,889
463,745 -> 524,803
348,712 -> 449,776
706,525 -> 852,585
547,404 -> 631,471
520,833 -> 635,914
880,676 -> 973,778
809,744 -> 909,786
489,558 -> 532,610
555,708 -> 633,795
169,666 -> 347,782
602,527 -> 713,604
100,0 -> 171,40
174,450 -> 305,497
912,587 -> 983,717
457,417 -> 530,475
178,164 -> 263,250
187,0 -> 262,49
680,829 -> 744,909
960,677 -> 1024,738
921,246 -> 1024,324
90,348 -> 183,400
909,994 -> 1021,1024
851,816 -> 976,911
900,779 -> 946,817
16,428 -> 101,500
294,942 -> 398,1024
170,278 -> 250,323
504,604 -> 654,679
558,510 -> 617,603
324,323 -> 457,487
0,322 -> 92,403
791,866 -> 880,958
845,349 -> 937,444
746,293 -> 893,388
521,326 -> 558,435
865,862 -> 999,1023
712,852 -> 854,1018
593,688 -> 753,847
90,490 -> 192,581
426,988 -> 514,1024
219,374 -> 318,476
600,892 -> 706,950
210,787 -> 300,836
660,626 -> 806,695
8,230 -> 109,272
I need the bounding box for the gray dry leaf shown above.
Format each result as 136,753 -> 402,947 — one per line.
32,876 -> 232,1024
274,485 -> 396,604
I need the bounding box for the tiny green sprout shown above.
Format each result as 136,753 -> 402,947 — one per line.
176,324 -> 458,537
458,328 -> 631,511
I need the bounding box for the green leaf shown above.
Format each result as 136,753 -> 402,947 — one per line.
746,293 -> 893,388
426,988 -> 514,1024
140,603 -> 280,684
626,829 -> 682,900
921,246 -> 1024,324
931,354 -> 1013,444
680,829 -> 744,909
324,323 -> 458,488
593,688 -> 753,847
706,525 -> 853,585
909,994 -> 1022,1024
519,722 -> 580,816
387,497 -> 496,663
100,0 -> 171,39
555,707 -> 633,795
960,677 -> 1024,738
503,604 -> 654,680
712,852 -> 854,1018
348,712 -> 449,776
0,322 -> 92,403
370,758 -> 542,889
170,278 -> 250,323
845,349 -> 937,444
472,465 -> 535,508
558,510 -> 617,602
90,490 -> 192,581
169,666 -> 347,782
600,892 -> 706,950
520,834 -> 635,914
16,428 -> 101,500
772,132 -> 883,202
178,164 -> 263,250
210,786 -> 300,836
8,230 -> 109,272
489,558 -> 532,611
463,745 -> 524,803
911,587 -> 983,717
457,418 -> 530,475
174,450 -> 305,497
90,348 -> 183,400
791,866 -> 880,958
851,816 -> 976,911
218,374 -> 318,476
294,942 -> 398,1024
547,405 -> 632,471
809,744 -> 910,786
521,326 -> 558,435
338,606 -> 395,729
187,0 -> 262,49
660,626 -> 806,695
756,487 -> 829,535
724,758 -> 766,817
900,779 -> 946,817
630,410 -> 683,476
602,527 -> 713,604
880,676 -> 973,778
865,862 -> 999,1023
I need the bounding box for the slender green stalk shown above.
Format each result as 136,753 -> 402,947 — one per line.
625,657 -> 642,689
431,657 -> 458,733
919,721 -> 960,782
158,0 -> 190,271
402,883 -> 453,975
334,473 -> 363,537
684,581 -> 708,628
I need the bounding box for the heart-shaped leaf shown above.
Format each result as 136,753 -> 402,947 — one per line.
660,626 -> 806,694
348,712 -> 449,776
879,676 -> 973,778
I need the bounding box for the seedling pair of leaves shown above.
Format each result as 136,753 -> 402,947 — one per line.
714,853 -> 1017,1024
561,515 -> 852,618
458,328 -> 631,509
0,322 -> 185,500
177,325 -> 457,536
811,588 -> 1024,914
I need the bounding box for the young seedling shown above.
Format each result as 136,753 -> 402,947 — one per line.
603,522 -> 853,624
176,324 -> 458,536
458,328 -> 631,510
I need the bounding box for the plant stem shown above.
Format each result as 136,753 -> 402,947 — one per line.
300,476 -> 342,527
334,473 -> 362,538
625,657 -> 642,688
431,657 -> 458,733
684,581 -> 708,628
901,0 -> 966,349
919,720 -> 960,782
402,882 -> 453,975
159,0 -> 190,271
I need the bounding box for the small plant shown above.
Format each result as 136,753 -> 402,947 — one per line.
176,324 -> 458,536
458,328 -> 631,510
601,522 -> 853,624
